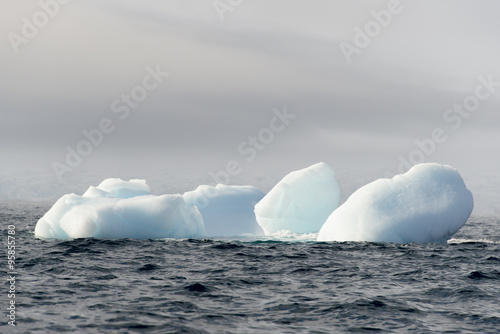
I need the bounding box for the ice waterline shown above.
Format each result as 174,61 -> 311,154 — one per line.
35,162 -> 474,244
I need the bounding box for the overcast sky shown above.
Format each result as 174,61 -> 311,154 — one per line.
1,1 -> 499,206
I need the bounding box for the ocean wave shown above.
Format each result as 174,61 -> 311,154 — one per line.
448,238 -> 500,244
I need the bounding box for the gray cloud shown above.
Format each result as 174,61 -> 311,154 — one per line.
0,0 -> 499,209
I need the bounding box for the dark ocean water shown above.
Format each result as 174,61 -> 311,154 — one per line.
2,201 -> 500,333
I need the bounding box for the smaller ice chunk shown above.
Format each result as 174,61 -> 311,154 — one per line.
83,178 -> 151,198
318,163 -> 474,243
35,179 -> 205,240
183,184 -> 265,236
254,162 -> 340,235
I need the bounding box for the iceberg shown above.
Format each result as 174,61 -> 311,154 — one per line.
35,179 -> 205,240
318,163 -> 474,243
254,162 -> 340,235
183,184 -> 265,236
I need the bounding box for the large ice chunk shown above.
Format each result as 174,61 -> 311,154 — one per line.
183,184 -> 265,236
254,162 -> 340,235
35,179 -> 205,240
318,163 -> 474,243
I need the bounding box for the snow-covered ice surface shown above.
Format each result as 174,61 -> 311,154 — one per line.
255,162 -> 340,235
318,163 -> 474,243
183,184 -> 264,236
35,179 -> 205,240
82,178 -> 151,198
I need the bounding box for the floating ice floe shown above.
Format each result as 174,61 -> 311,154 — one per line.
183,184 -> 265,236
35,179 -> 266,240
318,163 -> 474,243
35,179 -> 205,240
254,162 -> 341,235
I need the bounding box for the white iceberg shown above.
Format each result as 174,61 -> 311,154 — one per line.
254,162 -> 341,235
183,184 -> 265,236
35,179 -> 205,240
318,163 -> 474,243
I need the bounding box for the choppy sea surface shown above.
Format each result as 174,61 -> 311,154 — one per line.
2,201 -> 500,333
